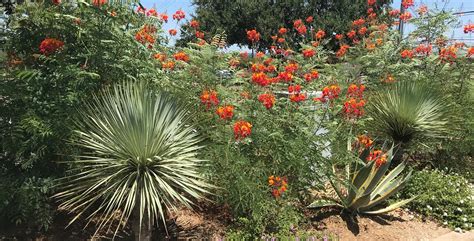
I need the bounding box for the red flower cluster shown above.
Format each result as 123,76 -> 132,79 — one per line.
468,47 -> 474,58
216,105 -> 234,120
288,85 -> 306,103
146,8 -> 158,17
302,48 -> 316,58
135,25 -> 157,48
39,38 -> 64,55
306,16 -> 314,23
200,90 -> 219,109
268,175 -> 288,198
367,0 -> 376,6
252,72 -> 271,86
357,134 -> 374,148
161,61 -> 175,70
400,49 -> 414,59
417,5 -> 428,15
347,84 -> 365,98
293,19 -> 307,35
401,0 -> 414,9
367,150 -> 388,168
258,93 -> 276,109
247,29 -> 261,43
233,120 -> 252,139
169,29 -> 178,36
464,24 -> 474,34
315,29 -> 326,39
336,44 -> 350,58
400,12 -> 412,22
389,9 -> 400,17
352,18 -> 365,26
414,44 -> 432,56
92,0 -> 106,6
190,20 -> 199,29
173,51 -> 189,62
315,84 -> 341,102
172,10 -> 186,21
304,70 -> 319,82
439,46 -> 458,63
343,98 -> 365,118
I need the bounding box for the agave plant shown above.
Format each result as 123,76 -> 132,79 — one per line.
367,81 -> 449,161
54,82 -> 211,240
309,145 -> 415,215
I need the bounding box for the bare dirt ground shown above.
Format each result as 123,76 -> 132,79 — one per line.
309,209 -> 453,241
2,206 -> 473,240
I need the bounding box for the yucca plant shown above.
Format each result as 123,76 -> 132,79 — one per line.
367,81 -> 450,162
309,145 -> 415,215
54,82 -> 211,241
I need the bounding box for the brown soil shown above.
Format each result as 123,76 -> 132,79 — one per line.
0,206 -> 457,240
309,208 -> 452,241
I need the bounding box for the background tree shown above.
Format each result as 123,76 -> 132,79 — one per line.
177,0 -> 392,50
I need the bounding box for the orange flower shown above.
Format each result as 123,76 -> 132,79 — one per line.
39,38 -> 64,55
343,98 -> 366,118
135,24 -> 157,48
200,90 -> 219,108
336,44 -> 350,58
195,31 -> 204,39
216,105 -> 234,120
277,71 -> 293,82
52,0 -> 61,5
161,61 -> 175,70
414,44 -> 432,56
464,24 -> 474,34
172,10 -> 186,21
383,74 -> 396,83
358,27 -> 367,35
169,29 -> 178,36
402,0 -> 414,9
153,53 -> 166,61
278,27 -> 288,35
190,19 -> 199,29
347,30 -> 356,39
315,29 -> 326,39
277,37 -> 285,43
400,12 -> 412,22
306,16 -> 314,23
159,13 -> 169,22
92,0 -> 106,6
258,93 -> 276,109
284,63 -> 298,73
173,51 -> 189,62
439,45 -> 457,62
335,34 -> 344,40
389,9 -> 400,17
367,0 -> 376,6
302,48 -> 316,58
247,29 -> 261,42
417,5 -> 428,15
146,8 -> 157,17
467,47 -> 474,57
252,72 -> 271,86
233,120 -> 252,139
352,18 -> 365,26
268,175 -> 288,198
400,49 -> 414,59
315,84 -> 341,102
357,135 -> 374,148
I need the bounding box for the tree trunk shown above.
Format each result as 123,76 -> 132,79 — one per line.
392,142 -> 405,166
132,209 -> 153,241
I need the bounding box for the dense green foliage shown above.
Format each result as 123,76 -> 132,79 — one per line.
0,2 -> 165,229
398,169 -> 473,231
178,0 -> 392,49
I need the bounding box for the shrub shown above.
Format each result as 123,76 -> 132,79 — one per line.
397,169 -> 473,231
0,2 -> 165,229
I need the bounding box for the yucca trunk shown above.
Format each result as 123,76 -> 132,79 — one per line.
392,142 -> 405,166
132,209 -> 153,241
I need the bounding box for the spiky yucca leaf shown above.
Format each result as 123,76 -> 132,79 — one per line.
54,82 -> 211,237
368,81 -> 449,144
